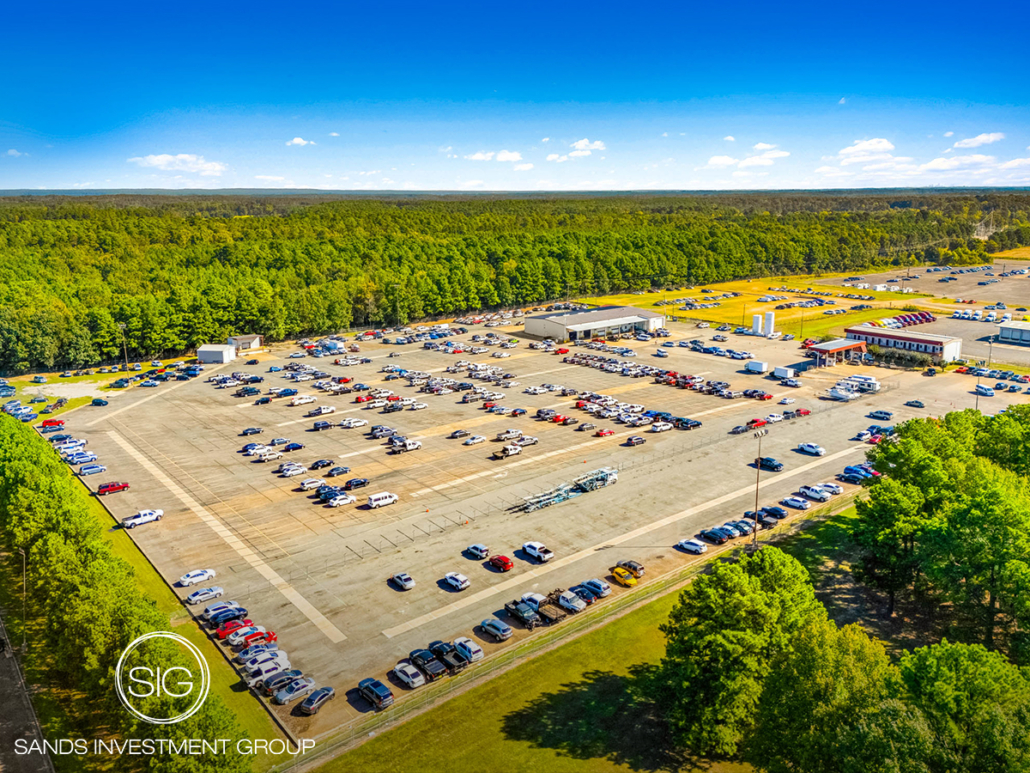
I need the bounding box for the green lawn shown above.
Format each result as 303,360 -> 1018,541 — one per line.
318,507 -> 863,773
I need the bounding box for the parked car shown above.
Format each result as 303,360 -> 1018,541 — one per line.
781,496 -> 812,510
358,678 -> 395,710
79,463 -> 107,476
488,555 -> 514,572
122,509 -> 162,528
187,586 -> 224,605
179,569 -> 216,587
444,572 -> 470,591
299,686 -> 335,715
677,538 -> 708,554
479,618 -> 514,642
756,457 -> 783,472
391,572 -> 416,590
98,481 -> 130,496
274,677 -> 317,705
798,442 -> 825,456
392,661 -> 426,689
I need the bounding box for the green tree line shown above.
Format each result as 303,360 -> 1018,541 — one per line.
0,417 -> 250,772
1,194 -> 1028,373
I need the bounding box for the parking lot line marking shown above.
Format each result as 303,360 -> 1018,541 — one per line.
337,436 -> 426,460
84,364 -> 230,427
105,430 -> 348,643
384,444 -> 866,638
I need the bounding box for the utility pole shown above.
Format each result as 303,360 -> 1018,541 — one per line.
17,548 -> 26,653
752,429 -> 768,550
117,322 -> 129,372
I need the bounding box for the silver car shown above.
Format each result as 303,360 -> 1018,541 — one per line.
274,677 -> 317,705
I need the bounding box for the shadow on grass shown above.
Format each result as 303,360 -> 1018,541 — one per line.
501,665 -> 712,772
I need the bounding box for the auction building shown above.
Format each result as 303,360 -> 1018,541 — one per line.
525,306 -> 666,341
997,320 -> 1030,346
844,326 -> 962,362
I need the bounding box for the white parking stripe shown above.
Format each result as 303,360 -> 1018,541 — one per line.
383,444 -> 865,637
106,430 -> 347,643
85,364 -> 230,427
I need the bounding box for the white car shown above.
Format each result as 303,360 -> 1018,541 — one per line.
367,399 -> 388,409
444,572 -> 471,591
817,482 -> 844,495
466,544 -> 489,559
245,445 -> 270,456
525,386 -> 547,395
179,569 -> 217,587
187,587 -> 225,605
798,442 -> 826,456
779,397 -> 795,405
781,496 -> 812,510
339,418 -> 368,428
393,662 -> 426,689
855,430 -> 872,441
391,572 -> 416,590
299,477 -> 326,491
327,493 -> 356,507
677,538 -> 708,555
410,402 -> 428,410
463,435 -> 487,446
123,509 -> 163,529
766,413 -> 784,423
454,636 -> 485,663
227,625 -> 265,647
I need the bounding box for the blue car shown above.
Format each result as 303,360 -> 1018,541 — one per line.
41,425 -> 63,434
269,366 -> 283,372
79,463 -> 107,476
20,413 -> 38,422
843,465 -> 873,478
140,380 -> 158,387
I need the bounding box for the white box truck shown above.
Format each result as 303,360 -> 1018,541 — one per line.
774,366 -> 796,379
745,361 -> 769,374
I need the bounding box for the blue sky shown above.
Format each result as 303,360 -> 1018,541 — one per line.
2,1 -> 1029,191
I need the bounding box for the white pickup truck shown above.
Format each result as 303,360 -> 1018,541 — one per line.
307,405 -> 335,416
523,541 -> 553,563
496,428 -> 523,441
493,444 -> 522,459
290,395 -> 316,406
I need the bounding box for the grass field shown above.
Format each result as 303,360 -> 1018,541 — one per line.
579,276 -> 932,340
321,508 -> 863,773
994,247 -> 1030,260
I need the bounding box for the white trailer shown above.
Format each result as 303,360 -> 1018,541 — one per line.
745,361 -> 769,374
773,366 -> 796,379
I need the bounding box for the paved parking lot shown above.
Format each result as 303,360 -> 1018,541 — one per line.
67,322 -> 1029,736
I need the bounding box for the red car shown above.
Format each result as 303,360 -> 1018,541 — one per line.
747,418 -> 768,428
337,377 -> 353,383
575,400 -> 588,408
386,395 -> 401,401
97,482 -> 130,496
797,408 -> 812,416
239,630 -> 276,648
41,418 -> 65,428
757,393 -> 773,400
488,555 -> 514,572
483,401 -> 497,410
555,348 -> 569,355
217,619 -> 254,640
595,428 -> 614,437
552,414 -> 567,423
955,366 -> 968,374
355,395 -> 372,403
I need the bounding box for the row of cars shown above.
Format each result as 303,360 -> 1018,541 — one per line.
184,590 -> 334,715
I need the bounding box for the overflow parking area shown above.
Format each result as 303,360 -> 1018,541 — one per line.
62,320 -> 1029,737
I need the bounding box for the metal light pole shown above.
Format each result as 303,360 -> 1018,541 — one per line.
117,322 -> 129,372
752,429 -> 768,549
17,548 -> 26,653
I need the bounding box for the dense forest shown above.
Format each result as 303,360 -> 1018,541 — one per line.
1,192 -> 1029,373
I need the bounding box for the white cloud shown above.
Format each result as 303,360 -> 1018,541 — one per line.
127,153 -> 227,176
737,149 -> 790,168
919,154 -> 995,171
836,138 -> 897,166
546,153 -> 569,163
706,155 -> 739,167
255,175 -> 285,181
661,132 -> 668,137
953,132 -> 1004,148
723,136 -> 735,141
513,163 -> 534,171
464,151 -> 495,161
838,97 -> 846,105
6,149 -> 23,157
571,138 -> 606,151
541,137 -> 550,143
286,137 -> 314,146
328,132 -> 339,137
439,145 -> 453,152
944,131 -> 954,137
71,181 -> 95,188
495,150 -> 522,162
998,158 -> 1030,169
753,142 -> 776,151
568,150 -> 591,158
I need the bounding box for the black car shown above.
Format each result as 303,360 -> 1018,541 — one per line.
310,459 -> 333,470
730,425 -> 748,435
313,421 -> 333,431
757,457 -> 783,472
627,436 -> 646,446
209,607 -> 248,627
260,669 -> 303,697
344,478 -> 369,490
242,427 -> 262,436
284,442 -> 305,452
409,649 -> 447,681
255,397 -> 271,405
383,403 -> 404,414
357,678 -> 394,710
318,487 -> 342,502
429,641 -> 467,674
450,429 -> 470,439
762,506 -> 789,519
299,686 -> 335,715
327,466 -> 350,477
246,359 -> 259,365
838,472 -> 867,485
700,528 -> 728,545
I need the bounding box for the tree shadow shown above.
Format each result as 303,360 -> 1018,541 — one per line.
501,665 -> 712,772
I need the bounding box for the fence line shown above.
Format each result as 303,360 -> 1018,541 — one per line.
268,492 -> 861,773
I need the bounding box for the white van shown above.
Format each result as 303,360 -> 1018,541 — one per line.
367,492 -> 399,509
986,311 -> 997,322
975,384 -> 995,397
